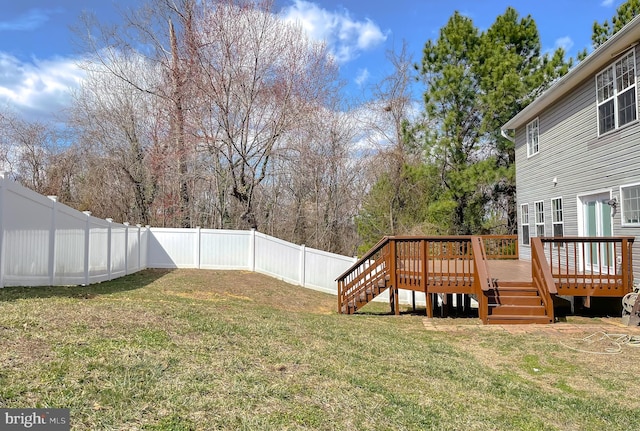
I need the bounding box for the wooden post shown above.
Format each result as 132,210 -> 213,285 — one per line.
389,239 -> 399,315
621,238 -> 630,293
421,240 -> 432,318
464,294 -> 471,315
412,291 -> 416,312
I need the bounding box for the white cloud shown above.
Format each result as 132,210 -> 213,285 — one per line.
601,0 -> 615,6
280,0 -> 387,63
355,68 -> 370,87
0,53 -> 84,122
0,8 -> 55,32
554,36 -> 574,53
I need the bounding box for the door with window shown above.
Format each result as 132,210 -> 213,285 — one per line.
580,192 -> 613,271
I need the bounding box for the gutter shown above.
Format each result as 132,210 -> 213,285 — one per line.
500,128 -> 515,143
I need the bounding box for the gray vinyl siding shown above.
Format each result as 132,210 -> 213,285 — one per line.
515,45 -> 640,280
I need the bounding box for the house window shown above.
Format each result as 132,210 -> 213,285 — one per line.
521,204 -> 530,245
535,200 -> 545,237
596,50 -> 637,135
551,197 -> 564,237
526,118 -> 539,157
621,183 -> 640,226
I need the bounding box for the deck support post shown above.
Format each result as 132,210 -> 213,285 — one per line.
464,294 -> 471,316
426,294 -> 433,318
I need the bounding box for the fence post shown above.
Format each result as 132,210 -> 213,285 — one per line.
124,222 -> 130,275
47,196 -> 58,286
299,244 -> 306,287
106,218 -> 113,280
83,211 -> 92,286
249,228 -> 256,272
0,173 -> 4,288
195,226 -> 201,269
144,225 -> 150,269
136,224 -> 142,272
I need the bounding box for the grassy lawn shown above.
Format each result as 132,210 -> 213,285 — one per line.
1,269 -> 639,430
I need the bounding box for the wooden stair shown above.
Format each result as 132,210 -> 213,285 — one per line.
341,276 -> 388,314
485,281 -> 553,324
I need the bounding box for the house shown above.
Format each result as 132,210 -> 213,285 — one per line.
501,15 -> 640,289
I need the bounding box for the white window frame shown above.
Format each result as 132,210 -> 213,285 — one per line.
526,117 -> 539,157
551,197 -> 564,239
596,49 -> 637,136
534,200 -> 545,237
521,204 -> 530,246
621,182 -> 640,227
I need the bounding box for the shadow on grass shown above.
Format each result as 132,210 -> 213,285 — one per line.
0,269 -> 172,302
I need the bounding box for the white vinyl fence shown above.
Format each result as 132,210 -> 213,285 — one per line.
0,173 -> 148,287
148,228 -> 357,295
0,173 -> 431,306
0,173 -> 358,297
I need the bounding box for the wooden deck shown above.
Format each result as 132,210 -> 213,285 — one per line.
337,235 -> 635,324
488,260 -> 531,283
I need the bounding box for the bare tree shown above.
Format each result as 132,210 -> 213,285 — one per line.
192,0 -> 338,229
69,60 -> 161,225
77,0 -> 199,227
0,111 -> 59,194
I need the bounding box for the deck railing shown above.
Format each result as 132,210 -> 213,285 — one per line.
540,236 -> 635,297
393,236 -> 477,292
337,236 -> 492,315
482,235 -> 519,260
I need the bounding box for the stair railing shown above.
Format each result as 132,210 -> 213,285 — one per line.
531,237 -> 557,322
470,236 -> 493,323
337,237 -> 391,314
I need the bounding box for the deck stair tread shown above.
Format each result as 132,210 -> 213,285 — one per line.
485,315 -> 553,324
486,280 -> 551,323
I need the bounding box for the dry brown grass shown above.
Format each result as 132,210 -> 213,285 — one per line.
1,269 -> 639,430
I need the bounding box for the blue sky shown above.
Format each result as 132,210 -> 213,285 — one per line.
0,0 -> 628,122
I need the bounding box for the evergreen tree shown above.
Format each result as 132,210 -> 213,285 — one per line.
592,0 -> 640,48
411,8 -> 570,235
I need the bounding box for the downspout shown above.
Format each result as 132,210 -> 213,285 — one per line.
501,128 -> 515,143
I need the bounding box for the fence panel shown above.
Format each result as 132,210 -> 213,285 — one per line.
88,218 -> 110,284
199,229 -> 251,269
54,204 -> 86,285
254,232 -> 301,285
2,181 -> 54,286
304,247 -> 356,294
147,228 -> 199,268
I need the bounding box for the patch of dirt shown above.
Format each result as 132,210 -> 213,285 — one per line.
155,269 -> 336,314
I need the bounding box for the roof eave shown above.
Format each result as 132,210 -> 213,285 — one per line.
502,15 -> 640,131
